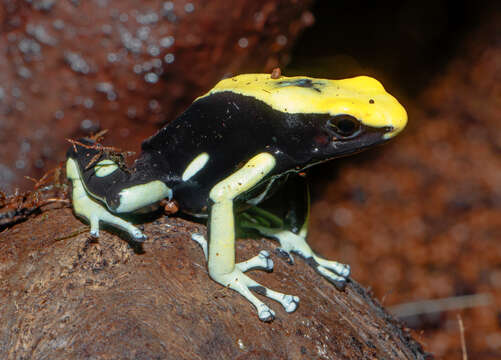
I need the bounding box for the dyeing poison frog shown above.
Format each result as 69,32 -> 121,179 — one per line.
66,73 -> 407,321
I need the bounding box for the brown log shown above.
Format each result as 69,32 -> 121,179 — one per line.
0,208 -> 430,359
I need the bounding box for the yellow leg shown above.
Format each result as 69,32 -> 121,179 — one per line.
206,153 -> 299,321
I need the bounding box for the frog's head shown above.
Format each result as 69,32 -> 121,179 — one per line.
309,75 -> 408,137
203,74 -> 407,167
298,75 -> 408,163
201,74 -> 407,168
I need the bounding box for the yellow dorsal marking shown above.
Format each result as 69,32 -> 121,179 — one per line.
94,159 -> 119,177
182,152 -> 210,181
198,74 -> 407,138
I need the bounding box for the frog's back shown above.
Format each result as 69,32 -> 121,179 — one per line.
140,91 -> 298,213
139,73 -> 407,214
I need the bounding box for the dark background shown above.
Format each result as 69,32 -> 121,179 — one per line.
290,1 -> 500,359
289,0 -> 494,94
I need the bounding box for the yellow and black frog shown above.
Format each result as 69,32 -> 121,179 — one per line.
66,73 -> 407,321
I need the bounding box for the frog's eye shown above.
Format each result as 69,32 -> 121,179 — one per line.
327,115 -> 361,138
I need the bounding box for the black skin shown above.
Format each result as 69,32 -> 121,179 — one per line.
68,91 -> 392,215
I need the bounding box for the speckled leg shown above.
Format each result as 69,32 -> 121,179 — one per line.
66,158 -> 146,241
191,233 -> 273,272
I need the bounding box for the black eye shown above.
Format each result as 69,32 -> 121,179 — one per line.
327,115 -> 361,138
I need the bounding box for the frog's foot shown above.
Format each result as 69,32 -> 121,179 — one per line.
237,250 -> 274,273
212,269 -> 299,321
75,188 -> 147,241
243,220 -> 350,289
274,230 -> 350,290
191,233 -> 273,272
191,233 -> 208,259
302,256 -> 350,290
274,247 -> 295,265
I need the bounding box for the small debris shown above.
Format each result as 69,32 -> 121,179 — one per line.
270,67 -> 282,79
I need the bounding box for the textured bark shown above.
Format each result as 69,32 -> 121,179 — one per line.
0,208 -> 430,359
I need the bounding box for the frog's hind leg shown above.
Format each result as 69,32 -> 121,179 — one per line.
66,139 -> 172,241
67,157 -> 147,240
206,153 -> 299,321
271,226 -> 350,290
239,175 -> 351,290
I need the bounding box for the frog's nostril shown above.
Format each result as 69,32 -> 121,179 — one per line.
383,122 -> 405,139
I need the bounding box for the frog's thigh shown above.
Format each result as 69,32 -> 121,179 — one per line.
207,153 -> 299,321
66,158 -> 146,240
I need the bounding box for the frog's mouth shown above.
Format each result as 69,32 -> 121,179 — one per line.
297,124 -> 395,172
328,123 -> 394,154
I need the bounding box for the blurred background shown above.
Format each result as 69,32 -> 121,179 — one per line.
0,1 -> 499,358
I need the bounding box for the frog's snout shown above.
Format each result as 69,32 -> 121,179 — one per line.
385,118 -> 407,139
382,101 -> 408,139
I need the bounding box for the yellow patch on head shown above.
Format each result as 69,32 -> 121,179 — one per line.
198,74 -> 407,138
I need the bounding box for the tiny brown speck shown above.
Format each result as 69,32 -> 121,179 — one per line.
271,67 -> 282,79
369,99 -> 375,104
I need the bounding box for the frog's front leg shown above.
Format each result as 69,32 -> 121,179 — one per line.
207,153 -> 299,321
